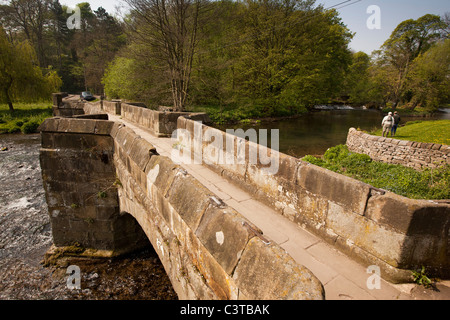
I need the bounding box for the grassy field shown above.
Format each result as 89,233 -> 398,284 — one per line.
371,119 -> 450,145
0,102 -> 53,134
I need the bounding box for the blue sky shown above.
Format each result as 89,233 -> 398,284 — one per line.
62,0 -> 450,54
319,0 -> 450,54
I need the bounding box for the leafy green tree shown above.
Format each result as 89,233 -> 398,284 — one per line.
103,57 -> 140,101
192,0 -> 353,115
407,39 -> 450,111
343,51 -> 372,105
379,14 -> 445,108
189,0 -> 241,109
82,6 -> 125,94
4,0 -> 52,67
0,26 -> 62,111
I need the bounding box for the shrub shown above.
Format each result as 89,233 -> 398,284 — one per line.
21,120 -> 40,134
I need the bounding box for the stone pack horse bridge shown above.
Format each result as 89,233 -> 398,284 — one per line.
39,93 -> 450,300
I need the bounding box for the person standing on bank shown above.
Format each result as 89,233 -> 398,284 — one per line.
391,111 -> 401,136
382,112 -> 394,137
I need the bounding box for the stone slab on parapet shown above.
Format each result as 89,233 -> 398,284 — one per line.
233,237 -> 325,300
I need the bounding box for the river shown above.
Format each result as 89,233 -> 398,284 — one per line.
0,134 -> 177,300
216,108 -> 450,158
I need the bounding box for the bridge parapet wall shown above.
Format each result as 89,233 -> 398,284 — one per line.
39,117 -> 325,300
111,122 -> 324,300
119,102 -> 209,137
52,93 -> 210,138
177,117 -> 450,282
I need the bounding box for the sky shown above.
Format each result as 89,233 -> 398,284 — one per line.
319,0 -> 450,54
61,0 -> 450,54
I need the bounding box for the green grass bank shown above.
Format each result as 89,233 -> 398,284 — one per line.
371,119 -> 450,145
303,145 -> 449,200
0,102 -> 53,134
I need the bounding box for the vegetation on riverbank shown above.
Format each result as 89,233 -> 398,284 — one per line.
187,104 -> 306,125
370,119 -> 450,145
0,102 -> 52,134
303,145 -> 450,200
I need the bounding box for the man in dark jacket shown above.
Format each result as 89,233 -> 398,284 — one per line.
391,111 -> 401,136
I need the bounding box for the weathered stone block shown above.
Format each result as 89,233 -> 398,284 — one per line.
110,122 -> 125,139
128,137 -> 157,172
185,227 -> 239,300
166,173 -> 212,231
52,92 -> 66,106
94,120 -> 114,135
297,163 -> 371,216
326,201 -> 413,268
145,155 -> 181,197
39,118 -> 60,132
115,126 -> 138,155
294,188 -> 329,232
50,132 -> 113,150
67,119 -> 97,133
365,192 -> 450,236
195,204 -> 254,275
177,116 -> 188,131
233,237 -> 324,300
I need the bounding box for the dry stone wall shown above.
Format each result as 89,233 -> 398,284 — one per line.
346,128 -> 450,170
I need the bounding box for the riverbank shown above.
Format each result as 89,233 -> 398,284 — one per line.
0,134 -> 177,300
0,103 -> 53,134
189,103 -> 450,126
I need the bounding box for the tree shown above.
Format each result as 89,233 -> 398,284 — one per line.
49,0 -> 71,71
343,51 -> 372,105
189,0 -> 241,109
5,0 -> 52,68
407,39 -> 450,111
230,1 -> 352,112
0,26 -> 61,111
380,14 -> 445,108
83,7 -> 125,94
125,0 -> 204,111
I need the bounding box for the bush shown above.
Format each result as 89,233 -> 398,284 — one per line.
21,120 -> 40,134
0,123 -> 21,133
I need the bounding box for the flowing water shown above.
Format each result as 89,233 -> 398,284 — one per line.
217,108 -> 450,158
0,134 -> 176,300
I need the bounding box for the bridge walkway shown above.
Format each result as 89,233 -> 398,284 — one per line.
107,114 -> 426,300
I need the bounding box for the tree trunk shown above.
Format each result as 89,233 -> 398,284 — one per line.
4,76 -> 14,111
4,88 -> 14,112
7,100 -> 14,112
